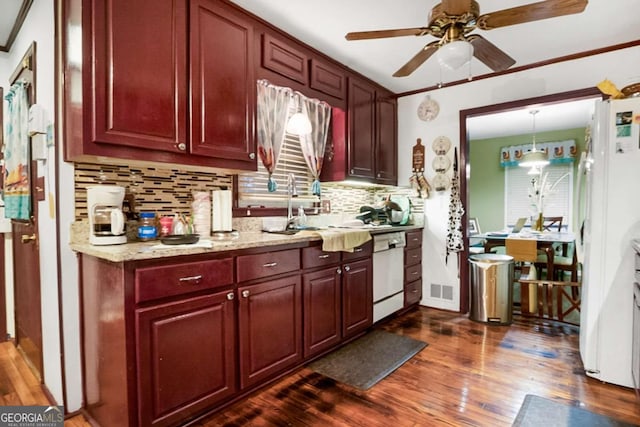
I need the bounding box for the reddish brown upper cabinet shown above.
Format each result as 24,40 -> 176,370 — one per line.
261,33 -> 308,85
321,77 -> 397,185
347,78 -> 377,180
65,0 -> 257,171
190,0 -> 256,164
375,91 -> 398,186
89,0 -> 188,154
310,58 -> 346,100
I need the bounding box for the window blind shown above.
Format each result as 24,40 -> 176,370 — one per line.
237,132 -> 316,208
504,163 -> 573,229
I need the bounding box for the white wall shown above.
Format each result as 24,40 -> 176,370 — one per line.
397,45 -> 640,311
0,0 -> 65,406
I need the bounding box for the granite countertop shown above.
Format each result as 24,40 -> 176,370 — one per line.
70,224 -> 424,263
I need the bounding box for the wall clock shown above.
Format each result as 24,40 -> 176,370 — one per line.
417,96 -> 439,121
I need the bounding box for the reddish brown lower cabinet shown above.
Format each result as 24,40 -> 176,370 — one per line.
342,257 -> 373,339
303,266 -> 342,358
238,275 -> 303,389
136,292 -> 236,427
404,230 -> 423,307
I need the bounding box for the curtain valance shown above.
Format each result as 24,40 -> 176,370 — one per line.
500,139 -> 577,167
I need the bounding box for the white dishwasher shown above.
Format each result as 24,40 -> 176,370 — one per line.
372,231 -> 406,322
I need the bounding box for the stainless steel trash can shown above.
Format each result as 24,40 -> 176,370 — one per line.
469,254 -> 514,325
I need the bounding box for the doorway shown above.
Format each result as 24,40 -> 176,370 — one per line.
458,87 -> 603,313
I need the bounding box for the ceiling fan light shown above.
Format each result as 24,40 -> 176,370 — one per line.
437,40 -> 474,70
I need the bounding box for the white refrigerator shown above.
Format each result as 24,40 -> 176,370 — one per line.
579,97 -> 640,388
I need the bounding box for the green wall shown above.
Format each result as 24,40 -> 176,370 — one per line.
469,127 -> 586,233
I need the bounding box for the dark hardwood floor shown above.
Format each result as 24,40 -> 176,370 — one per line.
4,307 -> 640,426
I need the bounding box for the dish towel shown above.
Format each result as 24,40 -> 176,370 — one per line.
313,229 -> 371,252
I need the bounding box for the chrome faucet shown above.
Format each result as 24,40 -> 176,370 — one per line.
286,173 -> 298,228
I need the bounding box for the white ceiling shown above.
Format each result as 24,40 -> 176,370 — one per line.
229,0 -> 640,95
229,0 -> 635,139
0,0 -> 26,51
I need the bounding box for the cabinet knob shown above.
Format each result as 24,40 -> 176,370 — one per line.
242,290 -> 250,298
337,268 -> 342,275
344,265 -> 351,272
177,142 -> 186,151
377,173 -> 381,178
227,292 -> 235,300
249,152 -> 256,160
350,169 -> 354,174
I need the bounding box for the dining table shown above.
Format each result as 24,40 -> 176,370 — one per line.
476,230 -> 576,280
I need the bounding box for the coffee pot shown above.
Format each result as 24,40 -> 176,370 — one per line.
87,185 -> 127,245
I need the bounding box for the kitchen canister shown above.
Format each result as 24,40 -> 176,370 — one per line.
192,191 -> 212,237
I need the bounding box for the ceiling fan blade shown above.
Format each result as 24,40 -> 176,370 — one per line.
441,0 -> 474,15
393,42 -> 440,77
467,35 -> 516,72
346,27 -> 429,41
477,0 -> 587,30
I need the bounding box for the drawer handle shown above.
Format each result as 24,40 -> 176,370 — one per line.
242,290 -> 250,298
412,255 -> 419,259
227,292 -> 235,301
412,271 -> 419,276
412,289 -> 418,293
344,265 -> 351,272
179,275 -> 202,284
354,248 -> 363,253
412,238 -> 419,242
263,262 -> 278,268
318,254 -> 330,259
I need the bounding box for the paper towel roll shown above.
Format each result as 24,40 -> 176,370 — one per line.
212,190 -> 232,231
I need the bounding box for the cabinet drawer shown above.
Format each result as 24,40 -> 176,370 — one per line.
405,230 -> 422,249
302,246 -> 341,269
135,258 -> 233,304
262,33 -> 308,84
404,263 -> 422,283
341,240 -> 373,262
237,248 -> 301,282
405,278 -> 422,307
405,247 -> 422,267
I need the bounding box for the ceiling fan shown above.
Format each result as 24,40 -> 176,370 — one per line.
345,0 -> 588,77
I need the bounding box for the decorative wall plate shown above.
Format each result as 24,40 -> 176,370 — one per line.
417,96 -> 440,121
432,155 -> 451,173
432,136 -> 451,155
432,173 -> 449,192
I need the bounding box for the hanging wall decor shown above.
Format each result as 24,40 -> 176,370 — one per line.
410,138 -> 431,198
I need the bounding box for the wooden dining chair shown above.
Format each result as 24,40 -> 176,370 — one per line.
542,216 -> 563,232
506,238 -> 542,315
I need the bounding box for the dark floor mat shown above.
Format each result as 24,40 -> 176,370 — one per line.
513,394 -> 639,427
307,329 -> 427,390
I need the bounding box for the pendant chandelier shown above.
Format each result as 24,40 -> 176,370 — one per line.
519,109 -> 549,169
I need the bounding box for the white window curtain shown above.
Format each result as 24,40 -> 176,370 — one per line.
298,94 -> 331,197
256,79 -> 292,192
504,163 -> 573,229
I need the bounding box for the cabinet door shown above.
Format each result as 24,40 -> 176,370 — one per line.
342,258 -> 373,339
136,291 -> 236,427
376,93 -> 398,185
310,58 -> 345,100
348,78 -> 376,179
262,33 -> 308,85
238,275 -> 302,389
303,267 -> 342,358
91,0 -> 187,152
190,0 -> 256,166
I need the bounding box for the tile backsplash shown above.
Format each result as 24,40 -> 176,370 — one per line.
74,163 -> 424,220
